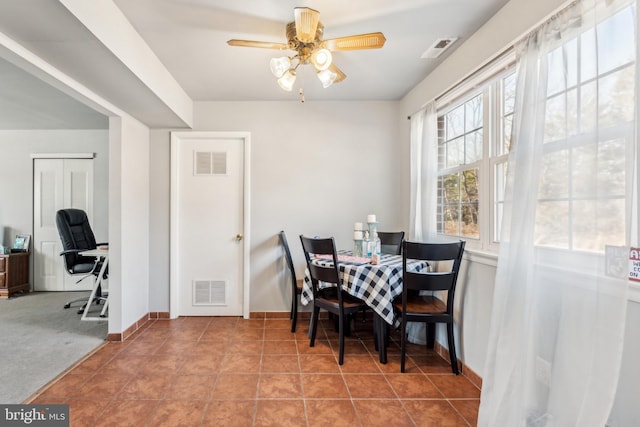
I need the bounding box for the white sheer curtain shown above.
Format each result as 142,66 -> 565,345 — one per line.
408,101 -> 439,344
478,0 -> 635,425
409,101 -> 438,242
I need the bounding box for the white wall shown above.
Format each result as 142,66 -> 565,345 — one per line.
0,129 -> 109,275
108,116 -> 150,334
148,100 -> 405,313
148,129 -> 171,311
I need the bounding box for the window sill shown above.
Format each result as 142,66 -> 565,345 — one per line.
462,249 -> 640,304
463,248 -> 498,267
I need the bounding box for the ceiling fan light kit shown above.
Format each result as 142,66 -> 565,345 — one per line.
277,69 -> 297,92
317,68 -> 337,88
310,48 -> 332,71
269,56 -> 291,78
227,7 -> 386,95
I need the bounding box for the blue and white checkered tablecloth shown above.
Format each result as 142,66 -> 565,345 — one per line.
300,251 -> 428,325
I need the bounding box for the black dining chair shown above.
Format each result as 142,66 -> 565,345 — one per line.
393,239 -> 465,374
378,231 -> 405,255
299,235 -> 369,365
279,230 -> 304,333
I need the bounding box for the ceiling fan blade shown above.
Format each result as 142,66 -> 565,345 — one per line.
227,39 -> 289,50
329,64 -> 346,83
294,7 -> 320,43
324,33 -> 387,51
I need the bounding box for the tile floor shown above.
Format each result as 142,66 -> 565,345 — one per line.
29,316 -> 480,426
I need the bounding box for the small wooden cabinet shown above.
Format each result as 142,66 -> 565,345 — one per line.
0,252 -> 30,298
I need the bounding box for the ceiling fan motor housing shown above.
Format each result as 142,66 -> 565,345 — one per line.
286,21 -> 325,64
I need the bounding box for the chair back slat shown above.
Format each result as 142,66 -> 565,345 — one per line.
404,240 -> 462,262
378,231 -> 405,255
403,270 -> 456,292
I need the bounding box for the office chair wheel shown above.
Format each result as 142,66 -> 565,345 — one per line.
77,309 -> 85,315
64,303 -> 71,309
100,314 -> 107,318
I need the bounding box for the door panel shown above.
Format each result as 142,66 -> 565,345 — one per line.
173,135 -> 244,316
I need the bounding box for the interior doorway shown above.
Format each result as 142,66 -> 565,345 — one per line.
32,155 -> 95,292
170,131 -> 251,318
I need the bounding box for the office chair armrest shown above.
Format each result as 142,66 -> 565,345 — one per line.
59,249 -> 84,256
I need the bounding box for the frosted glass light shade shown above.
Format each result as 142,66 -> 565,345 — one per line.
311,48 -> 332,71
270,56 -> 291,78
317,68 -> 337,88
277,70 -> 296,91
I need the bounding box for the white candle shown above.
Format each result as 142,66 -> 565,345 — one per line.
367,214 -> 377,223
354,222 -> 363,231
354,231 -> 363,240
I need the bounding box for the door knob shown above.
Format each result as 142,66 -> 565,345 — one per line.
236,234 -> 243,241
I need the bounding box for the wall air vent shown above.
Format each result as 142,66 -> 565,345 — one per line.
194,151 -> 228,176
421,37 -> 458,59
193,280 -> 227,306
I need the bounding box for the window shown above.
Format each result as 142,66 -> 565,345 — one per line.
437,95 -> 482,239
433,4 -> 635,254
533,7 -> 635,252
436,66 -> 516,250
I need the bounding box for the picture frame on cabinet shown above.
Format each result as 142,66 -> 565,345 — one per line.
13,234 -> 30,253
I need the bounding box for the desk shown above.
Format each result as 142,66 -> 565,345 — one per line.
301,252 -> 427,362
79,248 -> 109,321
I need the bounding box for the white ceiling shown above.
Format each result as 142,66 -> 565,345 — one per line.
0,0 -> 510,128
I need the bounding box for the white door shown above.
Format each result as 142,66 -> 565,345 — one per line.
171,132 -> 249,317
33,158 -> 94,291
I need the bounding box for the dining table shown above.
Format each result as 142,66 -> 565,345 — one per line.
300,250 -> 428,363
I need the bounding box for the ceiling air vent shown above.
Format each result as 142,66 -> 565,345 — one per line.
421,37 -> 458,59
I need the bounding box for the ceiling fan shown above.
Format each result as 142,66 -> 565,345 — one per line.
227,7 -> 386,91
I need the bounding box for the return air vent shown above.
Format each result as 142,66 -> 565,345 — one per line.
194,151 -> 228,175
421,37 -> 458,59
193,280 -> 227,306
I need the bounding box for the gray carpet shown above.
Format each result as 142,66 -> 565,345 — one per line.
0,291 -> 107,403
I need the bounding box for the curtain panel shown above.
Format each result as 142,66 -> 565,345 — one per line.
478,0 -> 635,425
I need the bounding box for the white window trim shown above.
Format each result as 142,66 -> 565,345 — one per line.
435,63 -> 516,254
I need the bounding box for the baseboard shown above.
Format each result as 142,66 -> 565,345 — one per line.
434,341 -> 483,389
150,311 -> 170,319
107,312 -> 164,341
250,311 -> 312,319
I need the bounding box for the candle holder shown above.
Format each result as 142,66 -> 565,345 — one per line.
353,239 -> 363,257
367,221 -> 380,258
367,221 -> 379,237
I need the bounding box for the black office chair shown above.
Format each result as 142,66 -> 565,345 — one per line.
378,231 -> 405,255
279,231 -> 303,333
55,208 -> 108,314
393,240 -> 465,374
300,235 -> 369,365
